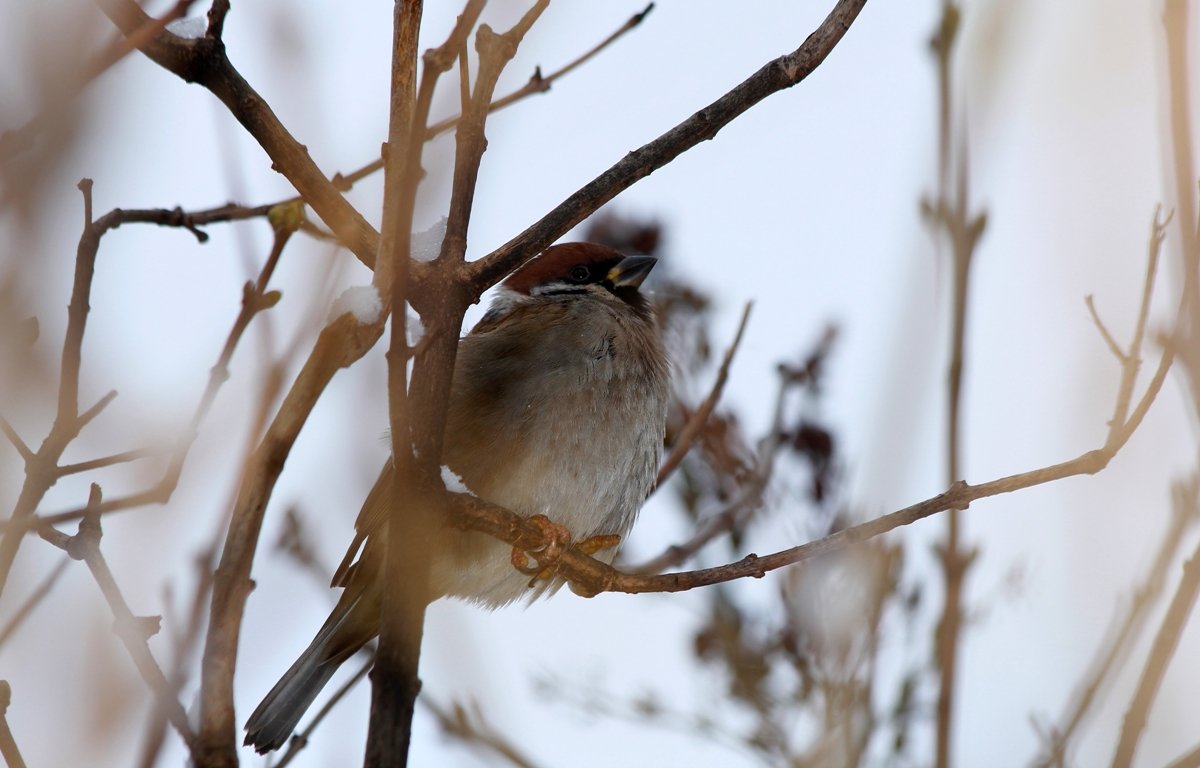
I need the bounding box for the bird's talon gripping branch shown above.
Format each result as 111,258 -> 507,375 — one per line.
511,514 -> 572,578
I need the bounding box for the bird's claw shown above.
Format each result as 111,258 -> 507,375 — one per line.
510,516 -> 623,581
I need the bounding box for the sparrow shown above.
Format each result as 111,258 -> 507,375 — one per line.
244,242 -> 671,752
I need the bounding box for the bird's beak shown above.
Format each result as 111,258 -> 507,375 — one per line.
607,255 -> 658,289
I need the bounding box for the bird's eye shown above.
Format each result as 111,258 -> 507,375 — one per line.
569,265 -> 591,282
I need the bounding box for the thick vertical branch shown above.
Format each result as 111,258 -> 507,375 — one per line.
365,1 -> 425,766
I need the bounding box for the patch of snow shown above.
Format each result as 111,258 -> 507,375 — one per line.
441,465 -> 472,495
330,285 -> 383,324
412,217 -> 448,262
166,16 -> 207,39
406,306 -> 424,348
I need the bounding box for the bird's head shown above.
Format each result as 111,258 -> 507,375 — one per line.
478,243 -> 658,329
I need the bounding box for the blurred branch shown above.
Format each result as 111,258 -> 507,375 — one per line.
0,681 -> 26,768
921,3 -> 984,763
1166,742 -> 1200,768
468,0 -> 869,295
41,485 -> 198,756
1111,534 -> 1200,767
655,302 -> 751,489
1035,473 -> 1200,767
0,556 -> 69,649
636,351 -> 788,575
0,0 -> 196,170
424,697 -> 543,768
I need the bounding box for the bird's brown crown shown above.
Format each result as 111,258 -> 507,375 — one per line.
503,242 -> 629,295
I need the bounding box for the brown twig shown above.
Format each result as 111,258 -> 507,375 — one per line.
654,302 -> 752,489
1165,742 -> 1200,768
1111,535 -> 1200,767
0,417 -> 33,463
41,485 -> 198,755
0,681 -> 26,768
1084,295 -> 1127,363
0,556 -> 69,649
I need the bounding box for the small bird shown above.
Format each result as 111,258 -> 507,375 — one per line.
244,242 -> 671,752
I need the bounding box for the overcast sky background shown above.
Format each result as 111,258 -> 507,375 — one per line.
0,1 -> 1197,766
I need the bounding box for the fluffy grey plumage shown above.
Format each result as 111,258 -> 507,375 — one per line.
244,243 -> 670,753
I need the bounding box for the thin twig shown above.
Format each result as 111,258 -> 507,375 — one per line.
0,417 -> 32,463
58,447 -> 154,476
0,556 -> 70,649
1084,295 -> 1127,362
41,485 -> 198,755
655,302 -> 751,488
96,0 -> 382,269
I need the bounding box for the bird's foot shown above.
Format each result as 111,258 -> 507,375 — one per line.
510,517 -> 624,584
511,514 -> 572,579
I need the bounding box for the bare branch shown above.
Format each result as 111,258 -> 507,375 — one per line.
0,417 -> 33,463
41,485 -> 198,755
1085,294 -> 1128,362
